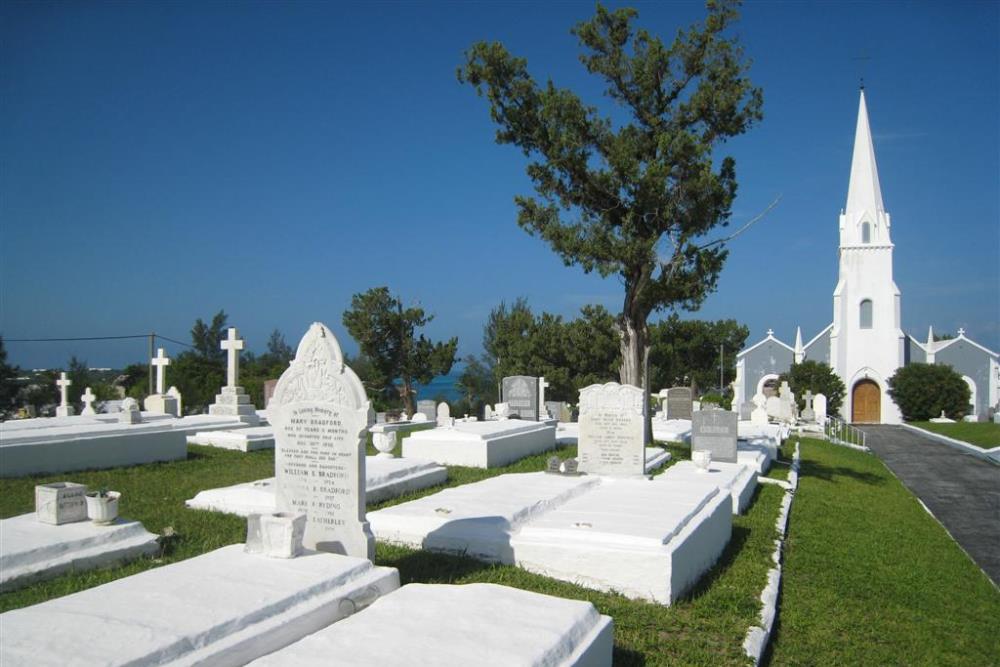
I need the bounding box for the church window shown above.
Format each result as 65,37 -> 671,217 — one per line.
861,222 -> 871,243
860,299 -> 873,329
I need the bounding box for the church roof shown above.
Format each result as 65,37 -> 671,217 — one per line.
845,89 -> 885,218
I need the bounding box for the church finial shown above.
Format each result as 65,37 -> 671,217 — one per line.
926,325 -> 934,347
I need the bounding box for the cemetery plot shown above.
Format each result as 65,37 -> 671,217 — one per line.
0,513 -> 158,591
248,583 -> 613,667
0,545 -> 399,667
656,460 -> 759,514
400,419 -> 557,468
186,456 -> 447,515
187,425 -> 276,451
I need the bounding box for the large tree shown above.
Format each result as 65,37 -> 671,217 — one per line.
459,1 -> 763,393
647,314 -> 749,394
342,287 -> 457,415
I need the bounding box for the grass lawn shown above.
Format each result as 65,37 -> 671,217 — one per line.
769,437 -> 1000,665
909,421 -> 1000,449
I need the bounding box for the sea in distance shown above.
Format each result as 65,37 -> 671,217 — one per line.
412,367 -> 465,403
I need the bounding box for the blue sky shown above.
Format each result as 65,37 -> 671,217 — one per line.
2,1 -> 998,370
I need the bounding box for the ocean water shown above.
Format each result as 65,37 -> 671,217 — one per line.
413,370 -> 463,403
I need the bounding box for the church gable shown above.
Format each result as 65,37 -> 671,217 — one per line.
803,324 -> 833,365
931,335 -> 998,417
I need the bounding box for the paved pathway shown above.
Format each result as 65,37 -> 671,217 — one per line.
860,425 -> 1000,587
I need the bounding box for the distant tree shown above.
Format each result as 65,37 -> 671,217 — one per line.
342,287 -> 458,415
647,315 -> 749,394
264,329 -> 294,366
0,336 -> 21,418
66,356 -> 91,407
21,370 -> 58,415
191,310 -> 228,360
167,352 -> 225,414
889,363 -> 970,421
459,1 -> 763,399
118,363 -> 148,392
455,355 -> 497,416
778,360 -> 846,414
932,332 -> 955,341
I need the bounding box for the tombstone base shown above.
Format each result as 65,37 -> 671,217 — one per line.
209,386 -> 260,425
143,394 -> 179,417
55,405 -> 75,418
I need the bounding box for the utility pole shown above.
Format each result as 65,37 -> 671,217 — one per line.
719,343 -> 724,392
148,332 -> 155,396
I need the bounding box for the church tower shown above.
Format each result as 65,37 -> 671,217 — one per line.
829,89 -> 905,424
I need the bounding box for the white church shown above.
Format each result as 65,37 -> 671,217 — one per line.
733,89 -> 999,424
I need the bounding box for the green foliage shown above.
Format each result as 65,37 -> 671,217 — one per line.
190,310 -> 228,360
167,352 -> 224,414
0,336 -> 21,417
647,314 -> 749,393
454,355 -> 497,417
911,421 -> 1000,449
66,355 -> 90,407
699,391 -> 731,410
778,360 -> 846,414
342,287 -> 457,414
459,1 -> 762,383
20,370 -> 58,415
888,363 -> 970,421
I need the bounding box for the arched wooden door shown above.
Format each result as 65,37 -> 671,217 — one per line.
852,380 -> 881,423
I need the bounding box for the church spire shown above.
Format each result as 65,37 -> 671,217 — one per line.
845,89 -> 885,218
794,326 -> 804,364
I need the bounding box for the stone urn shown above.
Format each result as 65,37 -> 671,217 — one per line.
85,490 -> 121,525
692,450 -> 712,473
372,432 -> 397,459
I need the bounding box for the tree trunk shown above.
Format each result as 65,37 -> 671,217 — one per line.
399,379 -> 416,416
618,310 -> 653,446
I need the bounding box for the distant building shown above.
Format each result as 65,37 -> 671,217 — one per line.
732,90 -> 999,424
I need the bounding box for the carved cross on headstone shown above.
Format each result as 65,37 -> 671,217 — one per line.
803,390 -> 814,409
81,386 -> 97,415
56,372 -> 72,407
151,347 -> 171,395
220,327 -> 245,388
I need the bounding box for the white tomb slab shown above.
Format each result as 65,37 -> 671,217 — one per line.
369,472 -> 600,562
510,476 -> 731,605
248,583 -> 613,667
0,514 -> 159,591
656,460 -> 758,514
186,456 -> 448,515
401,419 -> 557,468
651,417 -> 693,443
0,545 -> 399,667
187,425 -> 276,452
0,420 -> 187,477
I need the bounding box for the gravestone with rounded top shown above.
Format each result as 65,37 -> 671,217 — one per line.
270,322 -> 374,559
502,375 -> 539,421
578,382 -> 645,476
436,402 -> 450,427
813,393 -> 827,425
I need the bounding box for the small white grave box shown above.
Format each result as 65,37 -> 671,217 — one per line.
245,512 -> 307,559
35,482 -> 88,524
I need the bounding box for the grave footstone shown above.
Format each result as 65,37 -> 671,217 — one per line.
119,397 -> 142,424
270,322 -> 374,558
502,375 -> 540,421
691,410 -> 738,463
578,383 -> 645,476
666,387 -> 693,420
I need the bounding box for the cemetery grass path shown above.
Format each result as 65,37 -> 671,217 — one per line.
768,437 -> 1000,666
910,420 -> 1000,449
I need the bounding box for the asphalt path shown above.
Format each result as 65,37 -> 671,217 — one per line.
860,425 -> 999,587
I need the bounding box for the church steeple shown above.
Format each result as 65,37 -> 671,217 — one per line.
840,89 -> 891,247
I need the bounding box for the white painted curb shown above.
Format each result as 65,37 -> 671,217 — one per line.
743,441 -> 800,666
901,424 -> 1000,466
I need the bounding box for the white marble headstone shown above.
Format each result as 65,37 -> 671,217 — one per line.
270,322 -> 374,559
813,393 -> 827,424
436,402 -> 450,427
577,383 -> 645,476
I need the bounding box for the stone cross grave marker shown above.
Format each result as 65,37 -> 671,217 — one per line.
221,328 -> 244,388
802,390 -> 815,422
666,387 -> 693,420
55,372 -> 74,417
578,382 -> 645,476
208,327 -> 259,424
692,409 -> 738,463
151,348 -> 171,395
502,375 -> 539,421
270,322 -> 374,559
80,387 -> 97,416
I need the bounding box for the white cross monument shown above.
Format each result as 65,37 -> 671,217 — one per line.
80,387 -> 97,416
55,372 -> 74,417
144,348 -> 181,416
208,326 -> 259,424
151,348 -> 171,395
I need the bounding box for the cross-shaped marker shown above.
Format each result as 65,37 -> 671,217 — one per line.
56,372 -> 71,407
957,328 -> 965,336
151,348 -> 171,395
81,387 -> 97,414
766,328 -> 774,337
220,327 -> 245,388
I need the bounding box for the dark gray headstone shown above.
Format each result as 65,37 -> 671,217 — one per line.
416,400 -> 436,422
502,375 -> 539,421
666,387 -> 693,420
691,410 -> 738,463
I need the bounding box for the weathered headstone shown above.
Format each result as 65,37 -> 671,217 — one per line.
483,404 -> 493,420
436,402 -> 451,427
270,322 -> 374,559
578,383 -> 645,476
691,410 -> 738,464
813,393 -> 827,424
35,482 -> 88,524
166,386 -> 183,416
779,381 -> 795,423
559,403 -> 573,423
801,390 -> 816,422
545,401 -> 565,422
751,392 -> 769,425
417,400 -> 436,422
55,372 -> 74,417
80,387 -> 97,416
502,375 -> 539,420
665,387 -> 693,420
119,397 -> 142,424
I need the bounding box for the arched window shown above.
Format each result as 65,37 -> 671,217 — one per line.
859,299 -> 873,329
861,222 -> 871,244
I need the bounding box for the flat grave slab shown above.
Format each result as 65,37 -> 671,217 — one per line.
656,460 -> 758,514
0,514 -> 159,592
186,456 -> 448,515
0,544 -> 400,667
248,583 -> 613,667
510,477 -> 731,604
737,447 -> 772,474
369,472 -> 600,562
651,418 -> 693,443
0,420 -> 187,477
187,425 -> 276,452
401,419 -> 557,468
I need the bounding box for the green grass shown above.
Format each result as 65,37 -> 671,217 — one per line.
769,437 -> 1000,665
909,421 -> 1000,449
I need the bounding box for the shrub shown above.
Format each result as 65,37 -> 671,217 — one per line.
778,360 -> 846,413
888,363 -> 970,421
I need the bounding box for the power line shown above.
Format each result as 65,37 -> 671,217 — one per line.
5,334 -> 195,348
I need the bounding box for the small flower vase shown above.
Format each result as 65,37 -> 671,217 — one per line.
85,491 -> 121,525
373,432 -> 397,459
692,450 -> 712,473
